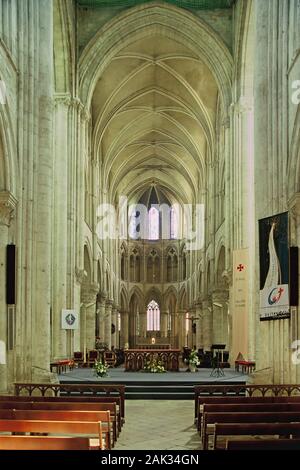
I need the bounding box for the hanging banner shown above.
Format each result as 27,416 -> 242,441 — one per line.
61,309 -> 79,330
232,249 -> 249,361
259,212 -> 290,321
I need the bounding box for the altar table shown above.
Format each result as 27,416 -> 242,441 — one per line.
124,349 -> 181,372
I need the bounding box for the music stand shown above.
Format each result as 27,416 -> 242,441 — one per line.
210,344 -> 226,378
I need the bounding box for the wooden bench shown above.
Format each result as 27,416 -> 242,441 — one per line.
194,383 -> 300,422
0,401 -> 119,442
197,396 -> 300,432
0,419 -> 103,449
0,435 -> 92,450
213,423 -> 300,450
202,411 -> 300,450
0,395 -> 123,428
226,439 -> 300,450
14,383 -> 126,424
0,409 -> 112,450
201,402 -> 300,436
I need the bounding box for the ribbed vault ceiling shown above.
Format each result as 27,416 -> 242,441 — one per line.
91,34 -> 219,205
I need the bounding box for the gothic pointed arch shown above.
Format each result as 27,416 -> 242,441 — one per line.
79,3 -> 232,112
145,286 -> 162,308
178,287 -> 187,311
0,93 -> 18,197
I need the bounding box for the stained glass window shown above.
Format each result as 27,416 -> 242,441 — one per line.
147,300 -> 160,331
148,206 -> 159,240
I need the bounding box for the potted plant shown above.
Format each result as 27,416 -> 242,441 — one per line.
94,359 -> 108,378
187,349 -> 200,372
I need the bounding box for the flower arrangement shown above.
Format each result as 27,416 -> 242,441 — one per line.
188,349 -> 200,367
143,358 -> 166,373
94,359 -> 108,377
183,349 -> 200,372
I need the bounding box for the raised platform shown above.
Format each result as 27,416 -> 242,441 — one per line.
59,367 -> 247,399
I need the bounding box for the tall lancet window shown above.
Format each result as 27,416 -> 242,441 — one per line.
148,206 -> 159,240
170,205 -> 179,239
147,300 -> 160,331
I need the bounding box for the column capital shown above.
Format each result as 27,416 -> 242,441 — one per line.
221,269 -> 232,287
212,289 -> 229,304
81,283 -> 98,304
54,92 -> 72,107
75,267 -> 87,285
0,191 -> 17,226
106,299 -> 114,308
221,115 -> 230,129
73,98 -> 91,122
98,290 -> 107,301
231,96 -> 253,115
90,283 -> 99,295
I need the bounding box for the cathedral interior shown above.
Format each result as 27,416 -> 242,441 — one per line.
0,0 -> 300,452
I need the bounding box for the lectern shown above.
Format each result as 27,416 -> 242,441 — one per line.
210,344 -> 226,378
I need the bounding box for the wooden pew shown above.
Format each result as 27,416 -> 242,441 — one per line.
14,383 -> 126,424
196,395 -> 300,431
202,411 -> 300,450
0,395 -> 123,428
201,402 -> 300,434
0,419 -> 103,449
201,403 -> 300,436
0,402 -> 118,443
226,439 -> 300,450
0,409 -> 112,450
0,435 -> 92,450
213,423 -> 300,450
194,384 -> 300,422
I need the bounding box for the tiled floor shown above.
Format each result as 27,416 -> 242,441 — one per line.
115,400 -> 201,451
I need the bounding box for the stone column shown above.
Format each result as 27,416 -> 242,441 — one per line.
202,298 -> 212,352
52,94 -> 71,361
178,310 -> 186,349
97,292 -> 107,344
212,290 -> 229,346
0,192 -> 17,393
86,303 -> 96,351
111,304 -> 117,348
105,300 -> 113,349
121,311 -> 129,348
189,306 -> 196,349
195,300 -> 203,350
139,311 -> 147,340
80,304 -> 87,360
81,284 -> 98,355
160,311 -> 168,339
31,1 -> 54,382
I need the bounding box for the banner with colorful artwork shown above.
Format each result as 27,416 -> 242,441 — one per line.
259,212 -> 290,321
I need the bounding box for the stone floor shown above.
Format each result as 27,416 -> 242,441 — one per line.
115,400 -> 201,451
